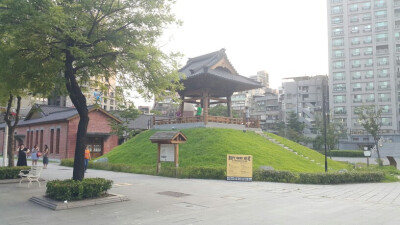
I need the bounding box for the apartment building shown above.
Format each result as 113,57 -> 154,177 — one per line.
281,75 -> 328,136
328,0 -> 400,149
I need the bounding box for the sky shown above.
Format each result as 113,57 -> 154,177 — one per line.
134,0 -> 330,107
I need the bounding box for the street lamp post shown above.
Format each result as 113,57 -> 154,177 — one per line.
322,80 -> 328,172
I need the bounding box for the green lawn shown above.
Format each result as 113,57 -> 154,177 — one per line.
101,128 -> 351,173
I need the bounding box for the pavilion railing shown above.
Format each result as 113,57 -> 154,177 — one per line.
153,116 -> 260,128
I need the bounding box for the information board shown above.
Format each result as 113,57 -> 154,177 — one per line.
226,154 -> 253,181
160,144 -> 175,162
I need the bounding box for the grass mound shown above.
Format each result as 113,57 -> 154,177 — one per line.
100,128 -> 350,173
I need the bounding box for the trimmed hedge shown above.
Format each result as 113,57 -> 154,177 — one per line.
298,171 -> 384,184
254,170 -> 384,184
0,166 -> 30,179
254,170 -> 297,183
60,159 -> 386,184
46,178 -> 113,201
330,150 -> 364,157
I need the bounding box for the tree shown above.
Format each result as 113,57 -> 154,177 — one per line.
313,113 -> 347,153
1,0 -> 182,180
356,106 -> 383,166
208,104 -> 239,118
286,111 -> 304,142
110,104 -> 141,142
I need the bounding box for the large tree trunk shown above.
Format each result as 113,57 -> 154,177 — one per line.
65,50 -> 89,181
4,95 -> 21,167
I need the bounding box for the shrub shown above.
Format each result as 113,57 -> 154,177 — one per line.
298,171 -> 384,184
0,166 -> 30,180
46,178 -> 113,201
254,170 -> 297,183
60,159 -> 74,167
330,150 -> 364,157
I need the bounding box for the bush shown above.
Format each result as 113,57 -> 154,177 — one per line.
60,158 -> 74,167
0,166 -> 30,179
254,170 -> 297,183
298,171 -> 384,184
46,178 -> 113,201
330,150 -> 364,157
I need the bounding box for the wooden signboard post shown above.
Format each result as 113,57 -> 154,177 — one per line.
149,131 -> 187,173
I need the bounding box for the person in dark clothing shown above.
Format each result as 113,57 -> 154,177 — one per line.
16,144 -> 29,166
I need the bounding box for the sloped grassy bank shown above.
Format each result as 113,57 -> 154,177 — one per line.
60,128 -> 396,183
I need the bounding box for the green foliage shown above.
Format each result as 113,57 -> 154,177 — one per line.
285,111 -> 305,142
150,110 -> 162,116
313,113 -> 347,151
298,172 -> 385,184
110,104 -> 141,140
209,104 -> 239,118
330,150 -> 364,157
0,166 -> 30,179
254,170 -> 297,183
46,178 -> 113,201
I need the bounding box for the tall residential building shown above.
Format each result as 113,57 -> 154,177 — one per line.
328,0 -> 400,149
281,75 -> 328,136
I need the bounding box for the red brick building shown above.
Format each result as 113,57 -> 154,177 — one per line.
0,105 -> 121,159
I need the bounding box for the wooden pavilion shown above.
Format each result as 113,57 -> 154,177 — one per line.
154,48 -> 263,129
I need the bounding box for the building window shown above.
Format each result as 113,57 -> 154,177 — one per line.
377,69 -> 389,78
363,24 -> 372,32
332,16 -> 343,24
381,105 -> 391,113
333,38 -> 344,46
377,57 -> 388,66
376,33 -> 388,42
353,94 -> 362,103
363,13 -> 372,21
379,93 -> 391,102
378,81 -> 390,90
56,128 -> 60,154
352,83 -> 362,91
374,0 -> 386,8
351,37 -> 360,45
364,47 -> 373,55
381,118 -> 392,126
334,95 -> 346,103
351,26 -> 359,33
365,93 -> 375,102
362,2 -> 371,10
364,58 -> 373,67
366,82 -> 374,91
331,6 -> 343,14
375,10 -> 387,19
351,71 -> 361,80
333,83 -> 346,91
50,129 -> 54,154
350,15 -> 359,23
365,70 -> 374,79
349,4 -> 358,12
376,21 -> 388,30
363,36 -> 372,44
333,61 -> 345,69
334,106 -> 346,115
351,60 -> 361,68
333,72 -> 345,80
351,48 -> 360,56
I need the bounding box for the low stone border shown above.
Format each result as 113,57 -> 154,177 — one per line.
0,178 -> 45,184
30,193 -> 129,210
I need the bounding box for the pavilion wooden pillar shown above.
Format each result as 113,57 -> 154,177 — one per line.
203,91 -> 209,125
227,95 -> 232,117
179,94 -> 184,116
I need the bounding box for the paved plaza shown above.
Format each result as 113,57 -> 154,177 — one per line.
1,161 -> 400,225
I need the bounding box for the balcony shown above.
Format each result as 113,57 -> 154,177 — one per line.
364,51 -> 373,55
351,41 -> 360,45
353,99 -> 362,103
379,98 -> 391,102
365,87 -> 374,91
366,99 -> 375,103
352,64 -> 361,68
352,88 -> 362,91
376,26 -> 388,31
377,62 -> 388,66
364,63 -> 373,67
374,3 -> 386,8
378,86 -> 390,90
375,14 -> 387,19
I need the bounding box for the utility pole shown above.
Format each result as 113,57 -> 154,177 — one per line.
3,125 -> 8,167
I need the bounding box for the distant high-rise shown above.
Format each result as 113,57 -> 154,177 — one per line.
328,0 -> 400,149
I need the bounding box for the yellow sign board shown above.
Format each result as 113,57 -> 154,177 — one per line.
227,154 -> 253,181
